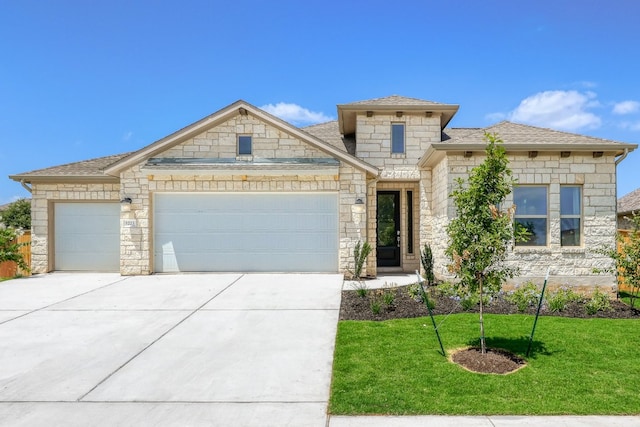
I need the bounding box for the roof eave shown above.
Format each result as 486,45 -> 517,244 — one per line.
337,104 -> 459,134
8,175 -> 120,184
419,142 -> 638,168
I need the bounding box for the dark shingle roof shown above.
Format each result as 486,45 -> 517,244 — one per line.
618,188 -> 640,214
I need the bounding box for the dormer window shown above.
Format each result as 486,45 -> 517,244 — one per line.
391,123 -> 405,153
238,135 -> 252,155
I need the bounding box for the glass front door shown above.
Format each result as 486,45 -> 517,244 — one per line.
376,191 -> 401,267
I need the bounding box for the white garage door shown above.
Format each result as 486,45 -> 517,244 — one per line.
54,203 -> 120,271
154,193 -> 338,272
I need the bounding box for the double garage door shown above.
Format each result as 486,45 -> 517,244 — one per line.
154,193 -> 339,273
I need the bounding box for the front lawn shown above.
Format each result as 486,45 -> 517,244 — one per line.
330,314 -> 640,415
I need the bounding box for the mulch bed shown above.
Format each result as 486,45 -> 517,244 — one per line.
451,347 -> 526,374
340,285 -> 640,322
340,284 -> 640,374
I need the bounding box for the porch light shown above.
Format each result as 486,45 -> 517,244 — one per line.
352,198 -> 365,214
120,197 -> 132,204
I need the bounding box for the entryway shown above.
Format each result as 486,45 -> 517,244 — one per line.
376,191 -> 400,267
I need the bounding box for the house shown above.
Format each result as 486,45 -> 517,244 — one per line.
618,188 -> 640,230
9,95 -> 638,289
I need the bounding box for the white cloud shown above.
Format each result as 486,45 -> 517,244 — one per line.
260,102 -> 333,125
509,90 -> 602,131
612,100 -> 640,115
123,131 -> 133,141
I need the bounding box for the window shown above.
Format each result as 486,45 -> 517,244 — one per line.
238,135 -> 252,155
560,186 -> 582,246
514,186 -> 548,246
407,190 -> 414,254
391,123 -> 405,153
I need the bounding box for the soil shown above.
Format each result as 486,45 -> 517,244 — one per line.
340,284 -> 640,374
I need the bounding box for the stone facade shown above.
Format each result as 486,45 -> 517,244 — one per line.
30,183 -> 120,273
424,151 -> 618,290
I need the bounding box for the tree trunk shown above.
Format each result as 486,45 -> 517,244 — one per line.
479,275 -> 486,354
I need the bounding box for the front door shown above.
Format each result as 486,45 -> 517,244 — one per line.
376,191 -> 401,267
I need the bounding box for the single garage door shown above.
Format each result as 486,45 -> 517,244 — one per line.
54,202 -> 120,271
154,193 -> 338,272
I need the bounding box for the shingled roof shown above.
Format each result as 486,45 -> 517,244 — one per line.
618,188 -> 640,214
342,95 -> 451,107
438,121 -> 636,153
302,121 -> 355,156
9,153 -> 131,183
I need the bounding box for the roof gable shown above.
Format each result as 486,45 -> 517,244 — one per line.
105,100 -> 378,176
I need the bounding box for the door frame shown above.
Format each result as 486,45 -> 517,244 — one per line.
376,190 -> 401,267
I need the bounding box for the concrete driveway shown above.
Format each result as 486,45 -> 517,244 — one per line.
0,273 -> 343,426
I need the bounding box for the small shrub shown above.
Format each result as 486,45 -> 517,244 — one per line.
421,243 -> 435,286
407,283 -> 423,302
351,240 -> 372,279
507,282 -> 541,312
382,289 -> 395,306
351,281 -> 369,297
370,298 -> 382,314
546,287 -> 581,312
586,288 -> 612,315
460,294 -> 478,311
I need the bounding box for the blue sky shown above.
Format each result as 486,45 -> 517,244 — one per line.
1,0 -> 639,204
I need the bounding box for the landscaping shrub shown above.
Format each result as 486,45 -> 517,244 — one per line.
546,287 -> 582,312
506,281 -> 540,312
585,288 -> 612,315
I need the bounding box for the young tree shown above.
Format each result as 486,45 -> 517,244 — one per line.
0,198 -> 31,230
594,213 -> 640,307
446,133 -> 524,354
0,227 -> 29,272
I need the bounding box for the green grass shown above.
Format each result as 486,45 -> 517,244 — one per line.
619,291 -> 639,308
330,314 -> 640,415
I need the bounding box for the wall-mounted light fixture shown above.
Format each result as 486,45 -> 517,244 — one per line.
120,197 -> 132,204
425,111 -> 433,118
593,151 -> 603,158
351,198 -> 365,214
366,111 -> 374,117
463,151 -> 473,158
528,151 -> 538,158
560,151 -> 571,158
396,111 -> 403,118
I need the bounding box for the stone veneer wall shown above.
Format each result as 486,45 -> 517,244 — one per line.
30,183 -> 120,273
355,113 -> 441,168
157,114 -> 332,160
426,151 -> 618,290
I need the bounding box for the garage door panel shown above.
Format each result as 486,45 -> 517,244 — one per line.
154,193 -> 338,272
55,203 -> 120,271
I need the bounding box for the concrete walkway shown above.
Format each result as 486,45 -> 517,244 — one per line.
0,273 -> 638,426
0,273 -> 343,426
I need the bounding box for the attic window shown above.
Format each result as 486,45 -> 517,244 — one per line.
238,135 -> 252,155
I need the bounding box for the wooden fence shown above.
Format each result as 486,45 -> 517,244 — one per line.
0,231 -> 31,278
617,229 -> 634,293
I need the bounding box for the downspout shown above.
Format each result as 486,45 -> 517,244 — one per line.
615,148 -> 629,166
19,180 -> 32,194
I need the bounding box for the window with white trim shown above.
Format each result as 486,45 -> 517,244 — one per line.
514,186 -> 548,246
560,186 -> 582,246
391,123 -> 405,154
